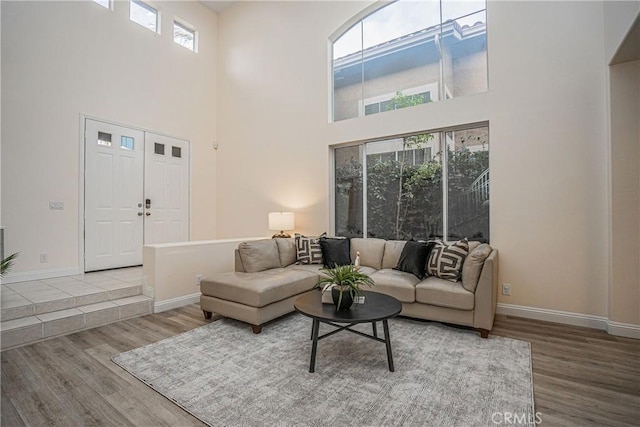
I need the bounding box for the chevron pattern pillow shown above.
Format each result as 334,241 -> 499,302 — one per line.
295,233 -> 326,264
427,238 -> 470,282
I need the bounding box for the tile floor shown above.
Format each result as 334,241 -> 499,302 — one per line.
1,267 -> 151,349
1,267 -> 144,321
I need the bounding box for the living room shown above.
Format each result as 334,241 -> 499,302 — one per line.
1,0 -> 638,425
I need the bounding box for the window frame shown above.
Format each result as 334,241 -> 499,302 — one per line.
330,121 -> 490,241
173,19 -> 198,52
91,0 -> 112,11
129,0 -> 160,34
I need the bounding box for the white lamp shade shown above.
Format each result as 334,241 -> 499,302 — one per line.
268,212 -> 295,231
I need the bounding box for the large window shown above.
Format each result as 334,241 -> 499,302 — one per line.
332,0 -> 487,121
334,125 -> 489,242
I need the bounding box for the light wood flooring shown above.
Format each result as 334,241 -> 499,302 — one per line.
2,305 -> 638,426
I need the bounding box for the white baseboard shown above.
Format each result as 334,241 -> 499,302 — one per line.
154,293 -> 201,313
607,320 -> 640,339
1,267 -> 81,284
497,303 -> 639,339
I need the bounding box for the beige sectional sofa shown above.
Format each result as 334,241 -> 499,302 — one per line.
200,237 -> 498,337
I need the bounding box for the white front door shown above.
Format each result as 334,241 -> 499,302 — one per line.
85,119 -> 145,271
143,133 -> 190,244
84,121 -> 191,272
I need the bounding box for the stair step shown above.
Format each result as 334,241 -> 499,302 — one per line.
0,295 -> 153,351
2,279 -> 142,322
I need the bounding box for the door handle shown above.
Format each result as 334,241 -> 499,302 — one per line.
138,212 -> 143,216
146,212 -> 151,216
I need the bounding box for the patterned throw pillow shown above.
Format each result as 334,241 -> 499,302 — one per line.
427,238 -> 470,282
295,233 -> 326,264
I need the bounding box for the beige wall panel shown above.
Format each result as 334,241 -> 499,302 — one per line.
216,1 -> 610,318
1,1 -> 218,275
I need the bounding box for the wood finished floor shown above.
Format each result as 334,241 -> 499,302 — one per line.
2,305 -> 639,426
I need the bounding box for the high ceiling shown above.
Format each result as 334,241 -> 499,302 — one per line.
610,13 -> 640,64
200,1 -> 235,14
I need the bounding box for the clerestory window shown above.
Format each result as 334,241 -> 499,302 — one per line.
130,0 -> 159,34
332,0 -> 487,122
92,0 -> 111,10
173,20 -> 197,52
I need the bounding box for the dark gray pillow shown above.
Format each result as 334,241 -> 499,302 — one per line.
319,237 -> 350,268
394,240 -> 434,279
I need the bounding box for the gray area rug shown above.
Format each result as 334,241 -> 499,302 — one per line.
112,314 -> 535,426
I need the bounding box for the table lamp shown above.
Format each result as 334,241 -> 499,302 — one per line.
268,212 -> 295,238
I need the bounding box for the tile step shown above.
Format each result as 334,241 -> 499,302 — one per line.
0,295 -> 154,351
1,283 -> 143,322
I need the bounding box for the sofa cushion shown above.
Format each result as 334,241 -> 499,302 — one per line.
350,238 -> 386,270
200,269 -> 317,308
461,243 -> 492,292
295,233 -> 325,265
468,241 -> 481,252
369,269 -> 419,303
356,266 -> 378,277
427,239 -> 469,282
286,263 -> 324,275
275,238 -> 297,267
382,240 -> 406,269
237,240 -> 281,273
319,237 -> 351,268
415,276 -> 475,310
394,240 -> 436,279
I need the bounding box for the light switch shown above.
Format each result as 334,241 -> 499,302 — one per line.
49,201 -> 64,210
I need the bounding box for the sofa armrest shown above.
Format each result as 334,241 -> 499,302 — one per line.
473,249 -> 499,331
235,249 -> 246,272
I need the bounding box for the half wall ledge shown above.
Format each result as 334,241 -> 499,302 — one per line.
143,237 -> 265,313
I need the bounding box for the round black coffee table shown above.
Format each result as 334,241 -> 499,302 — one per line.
294,290 -> 402,373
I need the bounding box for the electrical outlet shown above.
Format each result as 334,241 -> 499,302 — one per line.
502,283 -> 511,296
195,274 -> 203,286
40,253 -> 48,263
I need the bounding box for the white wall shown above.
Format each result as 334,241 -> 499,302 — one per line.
143,237 -> 263,312
216,1 -> 362,238
216,1 -> 611,319
1,1 -> 218,277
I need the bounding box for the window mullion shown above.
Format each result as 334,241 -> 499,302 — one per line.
360,22 -> 365,119
438,0 -> 444,102
362,143 -> 368,239
441,131 -> 448,241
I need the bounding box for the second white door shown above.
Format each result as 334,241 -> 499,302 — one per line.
143,133 -> 190,245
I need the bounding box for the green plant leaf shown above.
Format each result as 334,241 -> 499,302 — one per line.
1,252 -> 19,277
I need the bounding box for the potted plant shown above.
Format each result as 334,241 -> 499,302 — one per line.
316,264 -> 375,310
1,252 -> 18,277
